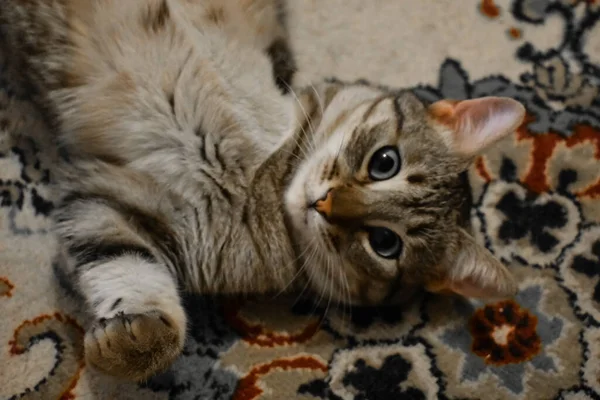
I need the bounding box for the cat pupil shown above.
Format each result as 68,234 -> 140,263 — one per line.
368,146 -> 401,181
379,155 -> 394,172
368,227 -> 402,259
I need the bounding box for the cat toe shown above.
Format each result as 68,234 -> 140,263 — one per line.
84,311 -> 183,381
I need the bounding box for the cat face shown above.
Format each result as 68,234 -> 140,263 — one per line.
285,83 -> 525,305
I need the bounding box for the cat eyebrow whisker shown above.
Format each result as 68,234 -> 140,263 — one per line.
406,222 -> 436,237
284,81 -> 321,155
285,86 -> 315,161
310,84 -> 325,126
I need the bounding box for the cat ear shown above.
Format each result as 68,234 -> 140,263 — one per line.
426,229 -> 518,300
428,97 -> 525,157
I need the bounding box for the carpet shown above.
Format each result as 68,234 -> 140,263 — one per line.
1,0 -> 600,399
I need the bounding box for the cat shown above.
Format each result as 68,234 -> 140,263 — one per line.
0,0 -> 525,381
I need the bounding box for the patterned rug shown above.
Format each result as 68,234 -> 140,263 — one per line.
1,0 -> 600,399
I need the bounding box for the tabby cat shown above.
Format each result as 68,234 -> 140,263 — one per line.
0,0 -> 525,381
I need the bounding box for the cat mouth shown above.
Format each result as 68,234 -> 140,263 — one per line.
307,206 -> 327,222
307,204 -> 330,226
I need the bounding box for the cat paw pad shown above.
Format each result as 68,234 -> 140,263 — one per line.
84,311 -> 183,381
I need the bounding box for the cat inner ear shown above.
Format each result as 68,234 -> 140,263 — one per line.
426,229 -> 518,300
428,97 -> 526,157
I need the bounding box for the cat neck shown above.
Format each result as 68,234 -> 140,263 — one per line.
231,91 -> 324,294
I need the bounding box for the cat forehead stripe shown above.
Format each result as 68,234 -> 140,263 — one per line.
361,95 -> 394,123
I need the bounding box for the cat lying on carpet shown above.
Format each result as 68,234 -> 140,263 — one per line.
0,0 -> 525,381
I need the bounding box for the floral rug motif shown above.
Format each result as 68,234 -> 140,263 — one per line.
1,1 -> 600,399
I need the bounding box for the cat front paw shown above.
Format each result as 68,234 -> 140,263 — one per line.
84,311 -> 184,381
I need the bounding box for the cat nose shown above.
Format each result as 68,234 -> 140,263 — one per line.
312,189 -> 333,218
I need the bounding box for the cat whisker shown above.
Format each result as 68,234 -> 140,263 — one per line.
321,256 -> 335,329
292,240 -> 320,308
299,245 -> 328,318
329,253 -> 350,333
287,119 -> 311,162
279,148 -> 303,162
323,257 -> 333,316
308,84 -> 324,153
284,83 -> 317,158
310,257 -> 328,313
340,259 -> 352,332
272,236 -> 318,299
308,236 -> 334,318
309,84 -> 325,125
292,133 -> 312,161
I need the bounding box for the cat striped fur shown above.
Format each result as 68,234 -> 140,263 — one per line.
0,0 -> 524,381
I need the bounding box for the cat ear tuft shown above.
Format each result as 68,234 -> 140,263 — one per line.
429,97 -> 526,157
426,229 -> 518,300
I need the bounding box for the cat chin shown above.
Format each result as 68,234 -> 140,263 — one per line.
284,176 -> 333,238
289,211 -> 324,248
284,169 -> 320,236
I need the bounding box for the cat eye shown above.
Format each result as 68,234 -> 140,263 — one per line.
368,146 -> 401,181
367,227 -> 403,259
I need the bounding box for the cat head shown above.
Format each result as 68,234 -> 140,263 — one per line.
285,82 -> 525,305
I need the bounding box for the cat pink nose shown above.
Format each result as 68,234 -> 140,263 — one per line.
313,190 -> 332,218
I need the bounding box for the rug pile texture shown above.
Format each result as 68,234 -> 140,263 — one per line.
1,1 -> 600,399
